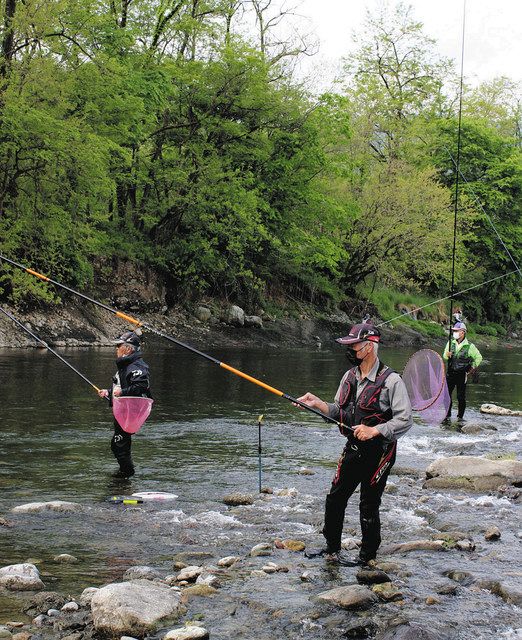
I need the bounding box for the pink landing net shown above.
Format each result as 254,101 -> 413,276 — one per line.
112,396 -> 154,434
402,349 -> 450,425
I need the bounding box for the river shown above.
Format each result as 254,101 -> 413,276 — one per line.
0,342 -> 521,638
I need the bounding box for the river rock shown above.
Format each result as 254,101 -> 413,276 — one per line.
356,569 -> 391,584
53,554 -> 78,563
79,587 -> 98,606
217,556 -> 240,567
181,584 -> 216,598
444,570 -> 474,585
382,539 -> 446,554
341,537 -> 360,551
123,566 -> 162,581
226,305 -> 245,327
176,566 -> 203,582
244,315 -> 263,329
61,602 -> 79,612
484,525 -> 501,541
222,493 -> 253,506
0,563 -> 44,591
376,623 -> 436,640
11,501 -> 81,514
0,627 -> 12,639
196,573 -> 221,588
250,543 -> 272,557
435,582 -> 458,595
343,619 -> 378,638
297,467 -> 315,475
480,403 -> 522,416
194,306 -> 212,323
424,456 -> 522,491
275,539 -> 305,552
90,580 -> 182,636
164,626 -> 209,639
473,579 -> 522,605
316,585 -> 378,610
23,591 -> 69,615
372,582 -> 403,602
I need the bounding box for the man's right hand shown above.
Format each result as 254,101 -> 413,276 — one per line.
98,389 -> 109,398
295,392 -> 329,415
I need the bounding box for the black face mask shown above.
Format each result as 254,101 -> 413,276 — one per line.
345,344 -> 368,366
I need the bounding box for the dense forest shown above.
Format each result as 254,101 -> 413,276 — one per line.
0,1 -> 520,327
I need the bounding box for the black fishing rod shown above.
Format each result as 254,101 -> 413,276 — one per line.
0,306 -> 103,395
0,254 -> 352,431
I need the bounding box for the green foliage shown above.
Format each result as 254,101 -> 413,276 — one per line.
0,0 -> 519,327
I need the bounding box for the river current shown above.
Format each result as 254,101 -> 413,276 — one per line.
0,342 -> 521,638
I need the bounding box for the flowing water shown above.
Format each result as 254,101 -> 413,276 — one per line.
0,342 -> 521,638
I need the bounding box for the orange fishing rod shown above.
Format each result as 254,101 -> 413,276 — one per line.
0,254 -> 351,431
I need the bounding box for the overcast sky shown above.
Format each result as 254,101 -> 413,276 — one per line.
292,0 -> 522,91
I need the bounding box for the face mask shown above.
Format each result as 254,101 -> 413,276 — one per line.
452,332 -> 460,340
346,343 -> 369,366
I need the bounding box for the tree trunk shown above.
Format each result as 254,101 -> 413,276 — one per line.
1,0 -> 17,78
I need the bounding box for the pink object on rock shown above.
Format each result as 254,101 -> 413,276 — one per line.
112,396 -> 154,434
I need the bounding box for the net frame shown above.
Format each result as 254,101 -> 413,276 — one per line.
112,396 -> 154,434
402,349 -> 450,424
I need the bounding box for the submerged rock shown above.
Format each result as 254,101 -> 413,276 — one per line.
356,569 -> 391,585
316,585 -> 378,610
176,566 -> 203,582
217,556 -> 240,567
90,580 -> 182,636
484,526 -> 501,541
250,543 -> 272,557
123,566 -> 162,581
0,563 -> 44,591
371,582 -> 403,602
53,554 -> 78,563
23,591 -> 69,615
473,579 -> 522,605
382,539 -> 446,554
222,493 -> 254,506
424,456 -> 522,491
11,501 -> 82,514
164,626 -> 209,639
480,403 -> 522,416
376,623 -> 436,639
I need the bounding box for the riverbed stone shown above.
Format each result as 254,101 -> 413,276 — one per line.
222,493 -> 253,506
474,579 -> 522,605
123,566 -> 162,581
0,628 -> 12,639
176,566 -> 203,582
297,467 -> 315,475
444,570 -> 474,585
23,591 -> 69,615
275,539 -> 305,552
181,584 -> 216,598
0,563 -> 44,591
164,626 -> 209,639
61,602 -> 79,612
425,456 -> 522,491
11,501 -> 81,514
343,619 -> 378,638
480,403 -> 522,416
90,580 -> 182,636
53,554 -> 78,563
79,587 -> 98,606
194,306 -> 212,323
316,585 -> 378,610
376,623 -> 436,639
217,556 -> 240,567
381,539 -> 446,554
435,582 -> 458,595
356,568 -> 391,585
372,582 -> 403,602
250,543 -> 272,557
484,525 -> 501,541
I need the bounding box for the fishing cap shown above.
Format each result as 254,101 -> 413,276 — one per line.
452,321 -> 467,332
114,330 -> 141,348
336,323 -> 381,345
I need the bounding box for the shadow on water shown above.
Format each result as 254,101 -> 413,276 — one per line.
0,343 -> 521,637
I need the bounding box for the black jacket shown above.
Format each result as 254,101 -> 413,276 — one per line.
112,351 -> 152,398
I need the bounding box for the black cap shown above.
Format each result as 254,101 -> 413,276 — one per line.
336,323 -> 381,345
113,330 -> 141,348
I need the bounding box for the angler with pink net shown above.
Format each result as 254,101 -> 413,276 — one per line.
98,331 -> 153,479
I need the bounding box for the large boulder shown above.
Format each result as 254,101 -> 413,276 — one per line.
480,403 -> 522,416
424,456 -> 522,491
0,564 -> 45,591
90,580 -> 182,636
226,305 -> 245,327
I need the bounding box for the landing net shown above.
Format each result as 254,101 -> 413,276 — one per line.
402,349 -> 449,425
113,396 -> 154,434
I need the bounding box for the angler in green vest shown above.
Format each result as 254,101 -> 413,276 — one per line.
442,322 -> 482,422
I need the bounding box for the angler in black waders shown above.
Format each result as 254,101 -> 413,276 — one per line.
296,323 -> 413,566
98,331 -> 153,478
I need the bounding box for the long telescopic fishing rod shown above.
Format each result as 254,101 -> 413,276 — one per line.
0,254 -> 352,432
0,306 -> 103,395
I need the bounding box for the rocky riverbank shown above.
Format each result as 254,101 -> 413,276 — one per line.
1,447 -> 521,640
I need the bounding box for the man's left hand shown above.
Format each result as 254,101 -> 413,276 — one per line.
353,424 -> 380,441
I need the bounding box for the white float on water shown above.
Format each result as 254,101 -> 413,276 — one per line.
132,491 -> 178,501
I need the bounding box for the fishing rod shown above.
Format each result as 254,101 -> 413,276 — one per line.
0,254 -> 352,432
0,306 -> 103,395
